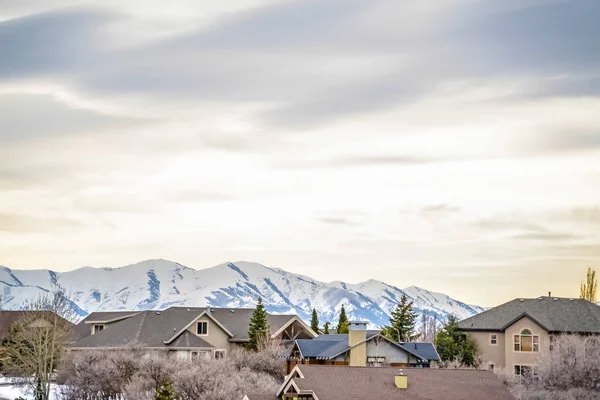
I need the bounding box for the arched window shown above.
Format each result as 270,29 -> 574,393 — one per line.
514,329 -> 539,352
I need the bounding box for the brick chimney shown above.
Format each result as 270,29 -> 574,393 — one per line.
348,321 -> 368,366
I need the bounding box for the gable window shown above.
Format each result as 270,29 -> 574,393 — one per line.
490,334 -> 498,345
514,329 -> 539,352
197,321 -> 208,336
215,349 -> 226,360
92,324 -> 105,335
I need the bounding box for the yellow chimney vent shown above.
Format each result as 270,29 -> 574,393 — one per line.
395,372 -> 408,389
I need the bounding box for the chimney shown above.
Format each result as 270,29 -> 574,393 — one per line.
348,321 -> 368,367
395,369 -> 408,389
548,291 -> 551,297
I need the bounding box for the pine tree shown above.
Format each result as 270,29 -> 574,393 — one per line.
310,308 -> 319,334
336,305 -> 348,334
382,294 -> 420,342
247,297 -> 269,352
323,322 -> 330,334
154,378 -> 176,400
435,315 -> 478,367
580,267 -> 598,303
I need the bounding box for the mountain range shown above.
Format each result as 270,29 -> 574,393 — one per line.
0,259 -> 485,327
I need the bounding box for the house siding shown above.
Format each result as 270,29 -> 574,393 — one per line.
504,317 -> 548,373
186,315 -> 231,355
469,331 -> 506,370
465,316 -> 548,373
366,340 -> 409,364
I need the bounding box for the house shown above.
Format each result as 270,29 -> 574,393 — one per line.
243,364 -> 515,400
0,310 -> 75,342
70,306 -> 317,360
457,296 -> 600,376
286,321 -> 439,371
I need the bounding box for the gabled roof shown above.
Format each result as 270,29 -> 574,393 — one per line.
398,342 -> 440,362
293,333 -> 432,361
458,297 -> 600,333
0,311 -> 75,341
74,311 -> 139,341
276,365 -> 515,400
71,307 -> 308,349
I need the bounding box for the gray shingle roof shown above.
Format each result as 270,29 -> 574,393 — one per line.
280,365 -> 515,400
74,311 -> 139,341
168,331 -> 213,348
71,307 -> 299,349
458,297 -> 600,333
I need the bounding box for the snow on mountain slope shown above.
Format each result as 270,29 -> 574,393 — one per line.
0,260 -> 484,326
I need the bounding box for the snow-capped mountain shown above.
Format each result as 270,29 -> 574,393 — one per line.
0,259 -> 484,326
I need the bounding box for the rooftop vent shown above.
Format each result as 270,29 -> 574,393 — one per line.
156,312 -> 161,315
186,308 -> 190,311
569,299 -> 574,301
520,299 -> 525,302
538,297 -> 543,300
554,298 -> 558,301
230,310 -> 235,313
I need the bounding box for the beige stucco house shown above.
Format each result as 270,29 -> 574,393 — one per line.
70,306 -> 317,360
458,296 -> 600,377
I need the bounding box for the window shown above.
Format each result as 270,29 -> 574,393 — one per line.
197,321 -> 208,335
490,334 -> 497,345
367,356 -> 386,365
514,365 -> 537,380
93,324 -> 105,334
514,329 -> 539,352
215,349 -> 226,360
191,351 -> 198,361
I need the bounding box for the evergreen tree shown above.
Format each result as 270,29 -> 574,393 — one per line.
435,315 -> 478,367
154,378 -> 176,400
323,322 -> 330,334
336,305 -> 348,334
382,294 -> 420,342
580,267 -> 598,303
247,297 -> 269,352
310,308 -> 320,334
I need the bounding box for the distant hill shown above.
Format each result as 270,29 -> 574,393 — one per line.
0,259 -> 484,326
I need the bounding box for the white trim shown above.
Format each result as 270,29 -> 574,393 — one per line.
214,349 -> 226,359
196,320 -> 209,336
91,324 -> 106,335
512,327 -> 539,353
84,313 -> 138,324
277,365 -> 305,397
163,311 -> 233,344
271,316 -> 318,339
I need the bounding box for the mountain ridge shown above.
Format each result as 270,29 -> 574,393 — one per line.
0,259 -> 485,326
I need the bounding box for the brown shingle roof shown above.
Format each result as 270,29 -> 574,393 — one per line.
281,365 -> 515,400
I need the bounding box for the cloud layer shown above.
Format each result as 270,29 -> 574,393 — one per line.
1,0 -> 599,305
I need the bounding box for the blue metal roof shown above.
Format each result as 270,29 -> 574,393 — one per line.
295,333 -> 439,361
398,342 -> 440,361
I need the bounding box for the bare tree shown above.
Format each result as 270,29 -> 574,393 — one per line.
1,287 -> 76,400
505,335 -> 600,399
418,313 -> 439,343
580,267 -> 598,303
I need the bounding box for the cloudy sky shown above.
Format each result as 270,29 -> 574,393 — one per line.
1,0 -> 599,306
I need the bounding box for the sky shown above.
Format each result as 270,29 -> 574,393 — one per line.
1,0 -> 599,306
